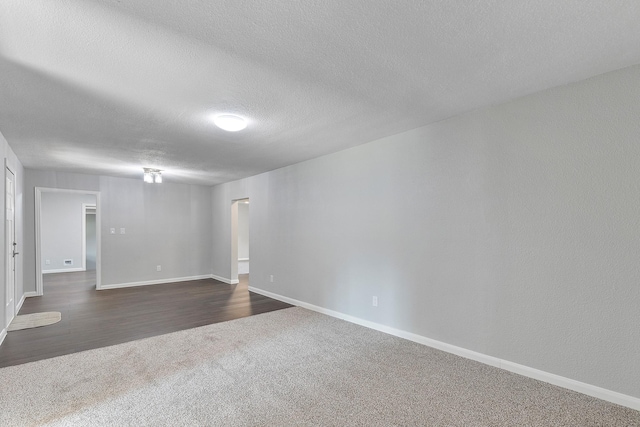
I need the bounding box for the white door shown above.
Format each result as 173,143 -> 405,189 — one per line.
5,168 -> 16,327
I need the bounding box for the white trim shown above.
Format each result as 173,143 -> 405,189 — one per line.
43,267 -> 85,274
15,293 -> 26,314
98,275 -> 213,290
81,205 -> 86,271
35,188 -> 101,296
211,274 -> 239,285
24,291 -> 38,298
238,258 -> 249,261
248,286 -> 640,411
34,187 -> 42,295
0,328 -> 6,347
5,164 -> 16,333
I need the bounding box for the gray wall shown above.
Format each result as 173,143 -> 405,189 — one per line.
211,64 -> 640,399
41,192 -> 96,272
0,130 -> 24,331
24,171 -> 213,289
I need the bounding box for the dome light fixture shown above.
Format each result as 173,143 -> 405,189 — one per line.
213,114 -> 247,132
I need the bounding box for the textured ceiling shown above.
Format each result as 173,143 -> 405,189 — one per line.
1,1 -> 640,185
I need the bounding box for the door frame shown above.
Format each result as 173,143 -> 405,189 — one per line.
5,165 -> 16,327
35,188 -> 101,296
81,203 -> 97,271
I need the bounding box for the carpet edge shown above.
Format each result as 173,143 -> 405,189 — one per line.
248,285 -> 640,411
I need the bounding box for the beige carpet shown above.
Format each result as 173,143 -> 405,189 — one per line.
0,307 -> 638,426
7,312 -> 61,331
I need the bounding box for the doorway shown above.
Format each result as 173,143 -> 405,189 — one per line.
231,198 -> 249,284
83,204 -> 97,271
5,167 -> 16,327
35,188 -> 101,295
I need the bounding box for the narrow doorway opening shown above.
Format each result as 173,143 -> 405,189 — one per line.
83,204 -> 97,271
231,198 -> 249,286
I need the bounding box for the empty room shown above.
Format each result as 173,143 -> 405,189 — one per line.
1,1 -> 639,425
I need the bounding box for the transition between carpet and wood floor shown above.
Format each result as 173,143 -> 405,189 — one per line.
0,272 -> 292,367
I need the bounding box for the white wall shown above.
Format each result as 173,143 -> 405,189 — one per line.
24,171 -> 213,289
211,64 -> 640,400
41,192 -> 96,272
0,130 -> 24,334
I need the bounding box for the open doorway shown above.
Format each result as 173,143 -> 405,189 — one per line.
83,204 -> 97,271
237,200 -> 250,275
231,198 -> 249,285
35,188 -> 101,295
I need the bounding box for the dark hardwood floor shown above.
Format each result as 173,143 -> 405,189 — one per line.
0,272 -> 292,368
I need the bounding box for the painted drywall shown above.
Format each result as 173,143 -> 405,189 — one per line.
0,129 -> 25,332
5,3 -> 640,186
211,64 -> 640,399
23,171 -> 213,290
40,192 -> 96,272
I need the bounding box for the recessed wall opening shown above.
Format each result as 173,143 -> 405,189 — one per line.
231,198 -> 249,285
83,204 -> 97,271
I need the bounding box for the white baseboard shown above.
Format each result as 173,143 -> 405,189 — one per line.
0,328 -> 6,347
211,274 -> 239,285
43,267 -> 84,274
248,286 -> 640,411
98,275 -> 212,290
24,291 -> 38,298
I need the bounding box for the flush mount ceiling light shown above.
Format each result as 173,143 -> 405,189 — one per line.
213,114 -> 247,132
143,168 -> 162,184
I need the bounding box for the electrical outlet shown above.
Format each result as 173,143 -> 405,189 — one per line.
120,228 -> 126,234
45,259 -> 51,265
110,228 -> 116,234
372,296 -> 378,307
156,265 -> 161,272
269,275 -> 274,283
